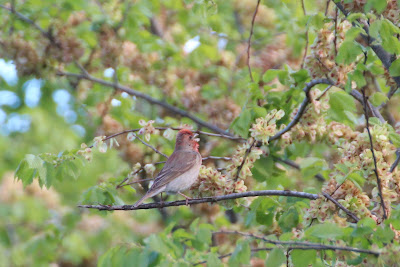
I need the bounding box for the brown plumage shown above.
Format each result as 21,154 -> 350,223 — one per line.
133,129 -> 202,207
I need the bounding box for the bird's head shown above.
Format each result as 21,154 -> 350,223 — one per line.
175,129 -> 200,151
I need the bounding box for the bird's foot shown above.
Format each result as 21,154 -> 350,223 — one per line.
178,192 -> 192,206
159,192 -> 164,206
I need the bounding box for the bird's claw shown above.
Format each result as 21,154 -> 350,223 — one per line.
178,191 -> 192,206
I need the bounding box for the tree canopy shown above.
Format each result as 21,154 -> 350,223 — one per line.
1,0 -> 400,266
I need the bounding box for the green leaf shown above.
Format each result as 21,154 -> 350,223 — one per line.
290,69 -> 309,87
15,159 -> 36,186
228,240 -> 250,266
336,41 -> 363,65
263,69 -> 282,83
291,250 -> 316,267
365,0 -> 387,13
374,225 -> 395,243
328,91 -> 357,125
205,253 -> 223,267
389,132 -> 400,147
265,248 -> 286,267
26,154 -> 44,169
308,13 -> 326,29
345,27 -> 365,42
383,36 -> 400,54
278,207 -> 299,232
369,20 -> 381,39
252,107 -> 267,119
249,82 -> 263,100
306,223 -> 344,239
370,92 -> 388,107
300,157 -> 327,179
389,58 -> 400,77
230,109 -> 252,137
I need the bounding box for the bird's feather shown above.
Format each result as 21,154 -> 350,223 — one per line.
148,149 -> 201,193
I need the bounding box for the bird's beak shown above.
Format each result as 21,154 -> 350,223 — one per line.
193,133 -> 200,142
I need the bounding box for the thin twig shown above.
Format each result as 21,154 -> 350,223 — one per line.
0,5 -> 234,137
235,139 -> 256,180
333,7 -> 338,57
301,0 -> 309,68
114,1 -> 133,32
321,192 -> 360,222
361,88 -> 387,220
334,2 -> 400,90
203,156 -> 232,161
246,0 -> 261,82
0,4 -> 55,43
56,70 -> 233,136
119,178 -> 154,187
390,149 -> 400,172
193,237 -> 378,265
132,133 -> 168,159
192,248 -> 274,266
324,0 -> 331,16
268,79 -> 333,142
316,85 -> 333,100
275,157 -> 325,182
213,231 -> 379,255
78,190 -> 319,210
99,127 -> 244,144
349,89 -> 386,124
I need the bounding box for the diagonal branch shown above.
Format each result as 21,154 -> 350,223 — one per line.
268,79 -> 333,142
334,2 -> 400,93
390,149 -> 400,172
131,133 -> 168,159
100,127 -> 244,144
0,4 -> 55,43
246,0 -> 261,82
274,157 -> 325,182
235,139 -> 256,180
321,191 -> 360,222
0,3 -> 235,137
300,0 -> 309,68
213,230 -> 379,255
56,70 -> 232,136
194,231 -> 379,265
361,88 -> 387,220
78,190 -> 319,210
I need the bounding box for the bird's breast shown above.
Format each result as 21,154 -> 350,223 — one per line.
165,159 -> 201,193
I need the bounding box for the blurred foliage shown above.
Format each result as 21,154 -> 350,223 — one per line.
1,0 -> 400,266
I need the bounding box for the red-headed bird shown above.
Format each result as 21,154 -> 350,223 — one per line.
133,129 -> 202,207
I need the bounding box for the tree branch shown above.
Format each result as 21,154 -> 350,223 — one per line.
194,230 -> 379,265
269,79 -> 333,142
56,70 -> 232,136
78,190 -> 319,210
361,88 -> 387,220
321,191 -> 360,222
100,127 -> 244,144
213,230 -> 379,255
0,4 -> 55,43
246,0 -> 261,82
274,157 -> 325,182
390,149 -> 400,173
235,139 -> 256,180
334,2 -> 400,93
131,133 -> 168,159
300,0 -> 309,69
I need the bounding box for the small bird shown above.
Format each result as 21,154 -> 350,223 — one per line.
134,129 -> 202,207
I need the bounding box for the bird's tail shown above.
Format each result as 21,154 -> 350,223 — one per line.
133,190 -> 159,207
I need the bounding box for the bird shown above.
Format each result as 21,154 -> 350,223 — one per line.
133,129 -> 202,207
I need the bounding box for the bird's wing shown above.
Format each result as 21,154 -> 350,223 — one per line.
148,150 -> 201,192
